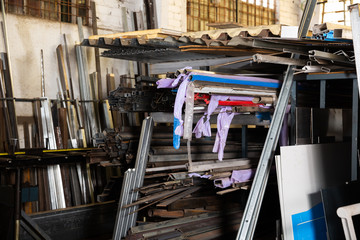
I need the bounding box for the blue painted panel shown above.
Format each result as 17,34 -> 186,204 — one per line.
191,75 -> 281,88
173,117 -> 181,149
292,202 -> 327,240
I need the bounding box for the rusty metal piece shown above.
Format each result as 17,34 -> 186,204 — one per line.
148,209 -> 184,218
156,187 -> 201,208
239,31 -> 250,37
258,29 -> 278,38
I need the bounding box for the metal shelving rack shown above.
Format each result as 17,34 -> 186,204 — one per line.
293,72 -> 359,181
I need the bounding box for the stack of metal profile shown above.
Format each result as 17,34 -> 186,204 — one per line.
113,117 -> 154,240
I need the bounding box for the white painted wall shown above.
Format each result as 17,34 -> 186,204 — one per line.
0,0 -> 144,115
277,0 -> 302,26
277,0 -> 322,28
0,0 -> 143,147
155,0 -> 187,32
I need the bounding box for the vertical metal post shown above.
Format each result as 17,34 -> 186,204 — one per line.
40,50 -> 45,97
352,78 -> 358,181
236,0 -> 316,239
14,168 -> 21,240
242,125 -> 248,158
290,81 -> 296,145
349,4 -> 360,98
320,80 -> 326,109
91,1 -> 102,100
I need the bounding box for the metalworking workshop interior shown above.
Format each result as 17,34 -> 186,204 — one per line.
0,0 -> 359,239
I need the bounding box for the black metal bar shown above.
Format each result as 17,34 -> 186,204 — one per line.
21,210 -> 51,240
320,79 -> 326,109
290,81 -> 297,145
14,168 -> 21,240
20,220 -> 42,240
242,125 -> 247,158
294,72 -> 357,81
352,78 -> 358,181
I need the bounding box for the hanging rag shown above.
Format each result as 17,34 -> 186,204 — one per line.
212,107 -> 236,161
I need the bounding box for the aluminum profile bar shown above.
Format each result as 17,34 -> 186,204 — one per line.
47,165 -> 58,209
1,53 -> 18,150
129,117 -> 154,227
102,100 -> 114,129
77,17 -> 100,146
309,50 -> 355,66
0,66 -> 12,147
53,164 -> 66,209
0,1 -> 16,103
236,0 -> 317,239
349,4 -> 360,98
253,54 -> 308,66
113,169 -> 135,239
113,117 -> 154,239
40,50 -> 45,97
76,163 -> 88,204
76,45 -> 99,146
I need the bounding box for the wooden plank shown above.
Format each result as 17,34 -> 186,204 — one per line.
58,108 -> 68,149
88,28 -> 182,41
60,165 -> 72,207
207,22 -> 245,29
106,73 -> 115,95
156,187 -> 201,208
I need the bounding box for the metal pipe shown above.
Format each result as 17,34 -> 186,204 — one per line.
40,50 -> 45,97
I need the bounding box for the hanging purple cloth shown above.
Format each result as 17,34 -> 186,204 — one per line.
156,78 -> 175,89
212,107 -> 236,161
192,95 -> 228,138
173,73 -> 193,149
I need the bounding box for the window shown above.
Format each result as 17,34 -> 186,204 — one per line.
3,0 -> 90,25
187,0 -> 276,32
320,0 -> 360,26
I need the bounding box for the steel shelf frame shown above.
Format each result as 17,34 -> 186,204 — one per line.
293,72 -> 359,181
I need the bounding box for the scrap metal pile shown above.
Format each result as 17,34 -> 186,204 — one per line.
83,24 -> 355,75
108,76 -> 175,112
81,21 -> 359,239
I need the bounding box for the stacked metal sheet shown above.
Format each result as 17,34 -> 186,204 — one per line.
82,25 -> 355,76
